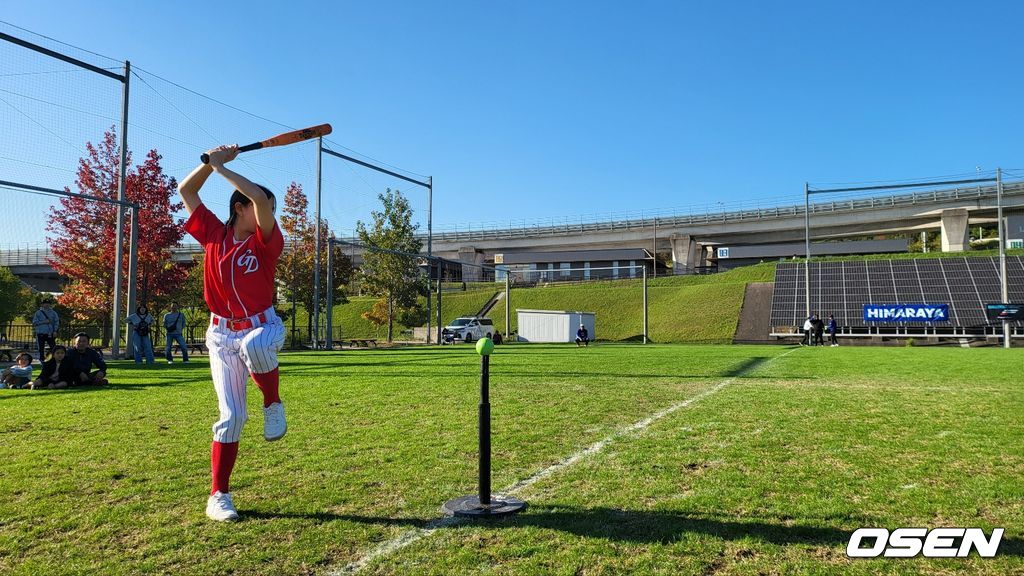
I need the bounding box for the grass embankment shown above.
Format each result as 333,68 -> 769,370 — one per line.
488,262 -> 777,343
294,263 -> 778,343
291,288 -> 496,340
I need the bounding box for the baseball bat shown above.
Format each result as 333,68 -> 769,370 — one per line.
200,123 -> 333,164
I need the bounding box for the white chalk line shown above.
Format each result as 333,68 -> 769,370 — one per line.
331,347 -> 800,575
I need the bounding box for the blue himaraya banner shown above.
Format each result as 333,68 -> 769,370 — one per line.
863,304 -> 949,322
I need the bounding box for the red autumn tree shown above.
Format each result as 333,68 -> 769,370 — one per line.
47,127 -> 186,339
276,182 -> 352,342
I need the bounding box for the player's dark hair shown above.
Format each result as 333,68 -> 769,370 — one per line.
16,352 -> 32,363
46,345 -> 66,362
226,185 -> 276,227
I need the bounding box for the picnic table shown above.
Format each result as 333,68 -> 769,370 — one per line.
172,342 -> 207,356
333,339 -> 378,348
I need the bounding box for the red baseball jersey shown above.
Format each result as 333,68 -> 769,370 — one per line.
184,203 -> 284,319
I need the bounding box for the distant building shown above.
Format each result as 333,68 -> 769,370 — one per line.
492,249 -> 652,283
712,239 -> 910,271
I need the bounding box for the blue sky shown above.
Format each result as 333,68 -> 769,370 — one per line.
2,1 -> 1023,243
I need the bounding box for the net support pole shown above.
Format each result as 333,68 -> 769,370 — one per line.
997,168 -> 1010,349
126,204 -> 139,355
652,217 -> 657,278
426,177 -> 433,344
313,137 -> 323,350
326,237 -> 334,349
290,248 -> 297,348
436,266 -> 442,345
643,264 -> 649,344
505,271 -> 511,340
804,182 -> 811,319
111,60 -> 130,358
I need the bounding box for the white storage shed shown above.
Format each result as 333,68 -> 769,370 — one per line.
515,309 -> 596,343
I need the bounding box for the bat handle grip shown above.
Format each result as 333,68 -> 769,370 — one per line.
200,142 -> 259,164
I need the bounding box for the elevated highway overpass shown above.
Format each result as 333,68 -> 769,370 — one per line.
4,180 -> 1023,289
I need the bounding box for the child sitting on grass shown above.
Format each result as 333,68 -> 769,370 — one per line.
1,353 -> 34,389
31,345 -> 70,390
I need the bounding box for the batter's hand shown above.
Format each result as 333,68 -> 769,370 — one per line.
204,145 -> 239,168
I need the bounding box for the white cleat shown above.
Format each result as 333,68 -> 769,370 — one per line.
263,402 -> 287,441
206,491 -> 239,522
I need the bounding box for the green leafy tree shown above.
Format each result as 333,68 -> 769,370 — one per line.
0,266 -> 33,332
175,256 -> 209,341
356,189 -> 424,342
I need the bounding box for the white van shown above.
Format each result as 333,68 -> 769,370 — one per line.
443,317 -> 495,343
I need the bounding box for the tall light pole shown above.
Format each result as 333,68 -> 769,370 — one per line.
997,168 -> 1010,349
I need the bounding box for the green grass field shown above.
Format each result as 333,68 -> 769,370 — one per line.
305,262 -> 778,344
2,344 -> 1022,575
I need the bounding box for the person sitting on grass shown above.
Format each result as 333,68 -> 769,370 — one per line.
66,333 -> 108,386
575,324 -> 589,347
31,345 -> 71,390
1,353 -> 34,389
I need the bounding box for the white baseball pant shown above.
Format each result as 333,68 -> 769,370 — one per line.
206,307 -> 285,443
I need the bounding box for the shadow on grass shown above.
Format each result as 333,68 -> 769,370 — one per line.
485,356 -> 778,381
247,505 -> 1024,556
276,354 -> 784,381
723,356 -> 769,377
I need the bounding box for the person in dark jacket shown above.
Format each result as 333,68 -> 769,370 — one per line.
812,314 -> 825,346
31,345 -> 72,389
575,324 -> 589,347
827,314 -> 838,347
66,332 -> 108,386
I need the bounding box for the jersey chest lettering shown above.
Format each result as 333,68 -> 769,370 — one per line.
236,248 -> 260,274
217,236 -> 262,276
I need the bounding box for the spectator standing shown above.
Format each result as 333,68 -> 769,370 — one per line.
32,300 -> 59,363
827,314 -> 838,347
66,332 -> 108,386
31,345 -> 71,390
127,305 -> 155,364
1,352 -> 34,388
812,314 -> 825,346
802,315 -> 813,346
164,302 -> 190,364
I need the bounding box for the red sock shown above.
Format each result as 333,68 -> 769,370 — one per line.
251,368 -> 280,408
211,441 -> 239,495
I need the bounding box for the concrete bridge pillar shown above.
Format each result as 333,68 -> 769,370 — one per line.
458,247 -> 485,281
670,234 -> 699,273
940,209 -> 969,252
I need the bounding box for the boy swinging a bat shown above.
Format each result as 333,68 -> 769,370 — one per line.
180,144 -> 287,522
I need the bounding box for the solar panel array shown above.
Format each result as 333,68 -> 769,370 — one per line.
770,256 -> 1024,329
